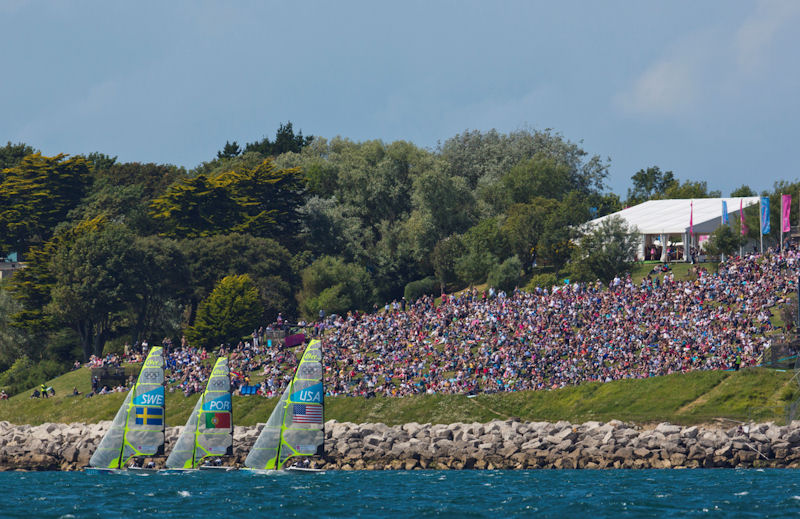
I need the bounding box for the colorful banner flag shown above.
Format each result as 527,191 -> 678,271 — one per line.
761,196 -> 770,234
740,199 -> 748,236
204,412 -> 231,429
722,200 -> 728,225
689,201 -> 694,236
782,194 -> 791,233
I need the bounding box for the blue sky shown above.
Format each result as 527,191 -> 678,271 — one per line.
2,1 -> 798,197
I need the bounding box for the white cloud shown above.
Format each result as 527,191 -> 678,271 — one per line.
736,0 -> 800,74
617,1 -> 800,120
617,58 -> 696,116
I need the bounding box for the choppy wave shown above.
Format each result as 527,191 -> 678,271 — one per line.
4,470 -> 800,518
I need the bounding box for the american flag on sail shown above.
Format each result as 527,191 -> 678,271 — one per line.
293,404 -> 322,424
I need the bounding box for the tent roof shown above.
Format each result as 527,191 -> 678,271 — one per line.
588,197 -> 760,235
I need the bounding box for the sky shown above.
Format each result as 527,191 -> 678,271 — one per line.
1,0 -> 799,197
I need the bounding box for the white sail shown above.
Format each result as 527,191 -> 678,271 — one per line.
244,339 -> 323,470
89,346 -> 165,469
165,357 -> 232,469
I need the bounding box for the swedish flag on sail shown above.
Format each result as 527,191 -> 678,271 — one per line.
134,406 -> 163,426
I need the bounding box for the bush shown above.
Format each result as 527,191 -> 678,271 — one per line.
455,251 -> 498,286
524,272 -> 558,292
404,277 -> 439,302
487,256 -> 522,292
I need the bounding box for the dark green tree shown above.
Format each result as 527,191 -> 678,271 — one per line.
0,153 -> 93,255
217,141 -> 242,159
245,122 -> 313,157
431,235 -> 466,290
180,233 -> 296,325
0,141 -> 37,171
187,274 -> 262,348
149,174 -> 243,238
46,223 -> 141,360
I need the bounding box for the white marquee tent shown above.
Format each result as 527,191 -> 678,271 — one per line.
587,197 -> 760,262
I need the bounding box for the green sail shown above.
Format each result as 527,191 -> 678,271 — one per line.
89,346 -> 165,469
244,339 -> 324,470
165,357 -> 233,469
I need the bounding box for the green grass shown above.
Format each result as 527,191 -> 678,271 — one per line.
629,261 -> 719,282
1,366 -> 796,426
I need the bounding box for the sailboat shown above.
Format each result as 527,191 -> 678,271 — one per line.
244,338 -> 325,473
162,357 -> 235,472
85,346 -> 166,474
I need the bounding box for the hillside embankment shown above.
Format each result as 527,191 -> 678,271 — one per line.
3,419 -> 800,471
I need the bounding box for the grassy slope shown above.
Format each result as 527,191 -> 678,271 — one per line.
3,260 -> 794,426
1,366 -> 795,426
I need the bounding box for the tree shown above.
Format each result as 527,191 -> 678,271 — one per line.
431,235 -> 466,290
455,251 -> 498,286
0,153 -> 93,255
180,233 -> 295,325
501,200 -> 558,272
487,255 -> 523,292
439,128 -> 608,194
9,216 -> 107,339
245,122 -> 313,157
499,153 -> 574,207
569,216 -> 639,283
538,192 -> 591,270
662,180 -> 721,199
296,256 -> 374,319
46,223 -> 141,360
126,236 -> 188,346
703,225 -> 742,257
150,159 -> 305,247
730,185 -> 756,197
187,274 -> 262,348
626,166 -> 676,205
80,152 -> 117,174
149,174 -> 243,238
0,141 -> 37,171
0,283 -> 28,371
217,141 -> 242,159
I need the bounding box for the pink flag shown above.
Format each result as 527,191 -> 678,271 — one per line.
740,199 -> 748,236
782,194 -> 791,233
689,201 -> 693,236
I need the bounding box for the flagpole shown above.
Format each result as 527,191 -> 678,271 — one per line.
760,198 -> 764,254
781,193 -> 784,252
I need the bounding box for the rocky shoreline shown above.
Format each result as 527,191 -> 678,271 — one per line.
2,419 -> 800,471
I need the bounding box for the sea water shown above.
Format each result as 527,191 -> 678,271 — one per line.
2,469 -> 800,518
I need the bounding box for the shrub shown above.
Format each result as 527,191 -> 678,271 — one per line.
404,277 -> 439,302
487,255 -> 522,292
524,272 -> 558,292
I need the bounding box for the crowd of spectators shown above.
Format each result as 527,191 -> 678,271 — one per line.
77,247 -> 799,400
321,247 -> 798,397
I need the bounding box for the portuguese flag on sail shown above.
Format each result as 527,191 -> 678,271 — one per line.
205,412 -> 231,429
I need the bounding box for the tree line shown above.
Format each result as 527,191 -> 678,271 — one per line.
0,124 -> 792,392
